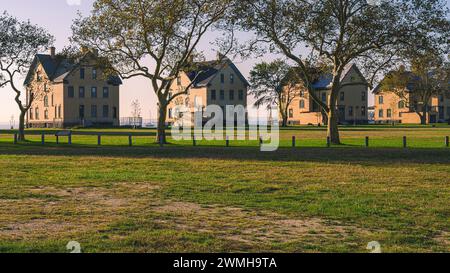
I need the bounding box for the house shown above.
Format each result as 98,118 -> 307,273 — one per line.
285,64 -> 369,125
372,72 -> 450,124
167,54 -> 249,125
24,47 -> 122,128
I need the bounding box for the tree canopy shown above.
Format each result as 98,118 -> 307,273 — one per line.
230,0 -> 450,143
0,11 -> 53,140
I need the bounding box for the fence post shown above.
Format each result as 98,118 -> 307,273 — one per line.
446,136 -> 449,147
326,137 -> 331,148
226,136 -> 229,147
68,132 -> 72,145
13,133 -> 17,144
292,136 -> 296,148
403,136 -> 407,148
129,135 -> 133,147
365,136 -> 369,147
98,134 -> 101,146
193,136 -> 196,147
41,134 -> 45,145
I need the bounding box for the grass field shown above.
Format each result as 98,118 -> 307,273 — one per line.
0,125 -> 449,253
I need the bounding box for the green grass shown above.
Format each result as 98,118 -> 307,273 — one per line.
0,125 -> 448,253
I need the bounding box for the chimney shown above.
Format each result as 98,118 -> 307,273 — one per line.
49,47 -> 56,59
187,54 -> 194,63
217,52 -> 230,61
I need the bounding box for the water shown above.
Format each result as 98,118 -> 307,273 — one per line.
0,122 -> 16,129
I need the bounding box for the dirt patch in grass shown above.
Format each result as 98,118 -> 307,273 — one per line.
0,182 -> 160,240
153,201 -> 373,249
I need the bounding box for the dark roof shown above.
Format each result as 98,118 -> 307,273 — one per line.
372,71 -> 423,94
24,53 -> 122,86
184,57 -> 249,88
311,63 -> 368,90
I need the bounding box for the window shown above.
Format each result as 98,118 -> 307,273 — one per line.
44,84 -> 48,92
439,94 -> 444,102
68,86 -> 74,98
79,105 -> 85,119
168,108 -> 173,119
58,105 -> 61,118
220,74 -> 225,84
92,68 -> 97,80
51,94 -> 54,106
103,87 -> 109,98
379,109 -> 384,118
289,109 -> 293,118
447,107 -> 450,118
238,90 -> 244,100
361,106 -> 366,116
220,90 -> 225,100
362,91 -> 366,101
387,109 -> 392,118
44,109 -> 49,120
229,90 -> 235,100
398,101 -> 405,109
103,105 -> 109,118
54,106 -> 57,118
91,87 -> 97,98
322,93 -> 327,103
211,90 -> 217,100
29,108 -> 33,120
44,95 -> 49,107
340,92 -> 345,101
113,107 -> 117,119
80,68 -> 85,79
35,108 -> 39,120
230,74 -> 234,84
79,87 -> 85,98
36,71 -> 42,82
378,95 -> 384,104
299,100 -> 305,109
177,76 -> 182,86
348,106 -> 353,117
91,105 -> 97,118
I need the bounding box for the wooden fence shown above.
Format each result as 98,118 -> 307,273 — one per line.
3,131 -> 450,149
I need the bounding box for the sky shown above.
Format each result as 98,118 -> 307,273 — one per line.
0,0 -> 386,125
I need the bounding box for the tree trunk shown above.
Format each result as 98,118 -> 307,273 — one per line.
327,107 -> 340,145
282,116 -> 288,127
18,110 -> 26,141
420,106 -> 428,125
157,103 -> 168,144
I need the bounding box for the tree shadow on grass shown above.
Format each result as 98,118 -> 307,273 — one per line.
0,142 -> 448,165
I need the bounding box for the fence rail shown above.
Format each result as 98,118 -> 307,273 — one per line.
1,131 -> 449,149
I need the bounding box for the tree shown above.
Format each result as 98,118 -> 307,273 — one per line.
131,99 -> 142,128
381,53 -> 449,124
231,0 -> 449,144
0,12 -> 53,141
131,99 -> 142,119
71,0 -> 233,143
249,59 -> 300,127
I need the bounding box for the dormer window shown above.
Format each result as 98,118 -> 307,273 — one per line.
230,74 -> 234,84
92,68 -> 97,80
